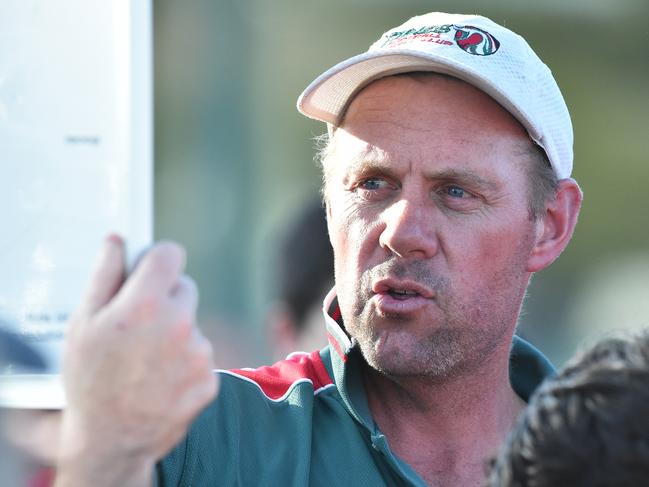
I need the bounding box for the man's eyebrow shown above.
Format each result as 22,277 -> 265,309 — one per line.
425,169 -> 499,190
342,146 -> 394,175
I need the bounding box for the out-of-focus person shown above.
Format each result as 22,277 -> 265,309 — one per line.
488,331 -> 649,487
266,199 -> 333,360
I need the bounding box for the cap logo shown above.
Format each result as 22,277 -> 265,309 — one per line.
379,23 -> 500,57
453,25 -> 500,56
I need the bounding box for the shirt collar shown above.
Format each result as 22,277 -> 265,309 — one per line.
322,288 -> 373,428
323,287 -> 354,360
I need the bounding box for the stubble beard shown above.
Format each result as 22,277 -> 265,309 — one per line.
339,259 -> 526,383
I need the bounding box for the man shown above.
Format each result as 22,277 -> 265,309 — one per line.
55,12 -> 582,487
488,331 -> 649,486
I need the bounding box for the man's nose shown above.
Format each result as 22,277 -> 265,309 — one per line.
379,198 -> 439,259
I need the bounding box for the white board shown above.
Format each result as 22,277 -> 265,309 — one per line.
0,0 -> 153,408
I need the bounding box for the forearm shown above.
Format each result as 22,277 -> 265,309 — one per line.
53,413 -> 154,487
54,457 -> 153,487
54,457 -> 152,487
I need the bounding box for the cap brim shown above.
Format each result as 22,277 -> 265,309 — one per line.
297,49 -> 540,144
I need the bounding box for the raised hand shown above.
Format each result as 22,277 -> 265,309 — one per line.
55,236 -> 218,487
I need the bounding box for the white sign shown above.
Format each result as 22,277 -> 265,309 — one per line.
0,0 -> 153,408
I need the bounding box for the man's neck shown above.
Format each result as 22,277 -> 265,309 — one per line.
362,345 -> 524,487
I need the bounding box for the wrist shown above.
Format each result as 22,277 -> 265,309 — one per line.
55,410 -> 155,487
54,460 -> 153,487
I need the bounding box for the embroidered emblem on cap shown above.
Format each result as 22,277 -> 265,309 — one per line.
379,24 -> 500,57
379,25 -> 454,48
453,25 -> 500,56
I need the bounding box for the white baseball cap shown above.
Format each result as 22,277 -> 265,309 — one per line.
297,12 -> 573,179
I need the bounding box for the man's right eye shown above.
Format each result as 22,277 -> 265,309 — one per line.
358,178 -> 388,191
352,177 -> 395,202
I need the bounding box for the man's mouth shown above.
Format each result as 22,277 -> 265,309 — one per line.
369,278 -> 435,315
387,288 -> 420,300
372,278 -> 435,300
370,281 -> 433,315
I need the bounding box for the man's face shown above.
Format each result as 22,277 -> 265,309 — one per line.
324,74 -> 541,380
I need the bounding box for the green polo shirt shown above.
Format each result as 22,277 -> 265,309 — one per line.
156,291 -> 554,486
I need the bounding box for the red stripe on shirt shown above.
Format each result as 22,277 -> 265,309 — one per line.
327,331 -> 348,363
230,350 -> 333,400
331,306 -> 342,323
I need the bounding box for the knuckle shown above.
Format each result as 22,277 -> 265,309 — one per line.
169,315 -> 193,342
167,304 -> 198,341
131,293 -> 161,323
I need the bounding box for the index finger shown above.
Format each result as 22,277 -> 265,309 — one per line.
78,234 -> 127,316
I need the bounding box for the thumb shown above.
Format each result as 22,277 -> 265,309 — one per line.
79,234 -> 127,316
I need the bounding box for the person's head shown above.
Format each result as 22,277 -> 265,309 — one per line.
296,12 -> 582,381
267,199 -> 333,359
488,331 -> 649,486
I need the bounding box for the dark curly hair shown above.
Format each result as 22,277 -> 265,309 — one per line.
488,331 -> 649,487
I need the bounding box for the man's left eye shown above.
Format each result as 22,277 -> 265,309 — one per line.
445,185 -> 467,198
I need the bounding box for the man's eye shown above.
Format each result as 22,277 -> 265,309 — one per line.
436,184 -> 483,212
359,178 -> 388,191
352,177 -> 394,201
445,185 -> 467,198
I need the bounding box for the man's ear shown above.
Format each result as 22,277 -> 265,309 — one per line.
527,178 -> 583,273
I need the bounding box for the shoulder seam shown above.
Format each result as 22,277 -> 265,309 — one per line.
218,369 -> 332,403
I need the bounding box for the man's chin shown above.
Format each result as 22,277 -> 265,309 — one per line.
359,333 -> 465,380
364,330 -> 513,384
366,356 -> 462,382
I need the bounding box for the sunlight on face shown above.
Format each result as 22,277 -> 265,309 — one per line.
324,74 -> 539,379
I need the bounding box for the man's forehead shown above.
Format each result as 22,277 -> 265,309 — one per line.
339,74 -> 469,130
327,123 -> 527,166
328,132 -> 388,165
357,75 -> 527,131
323,75 -> 538,168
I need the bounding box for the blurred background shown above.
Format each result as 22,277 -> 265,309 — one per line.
153,0 -> 649,368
